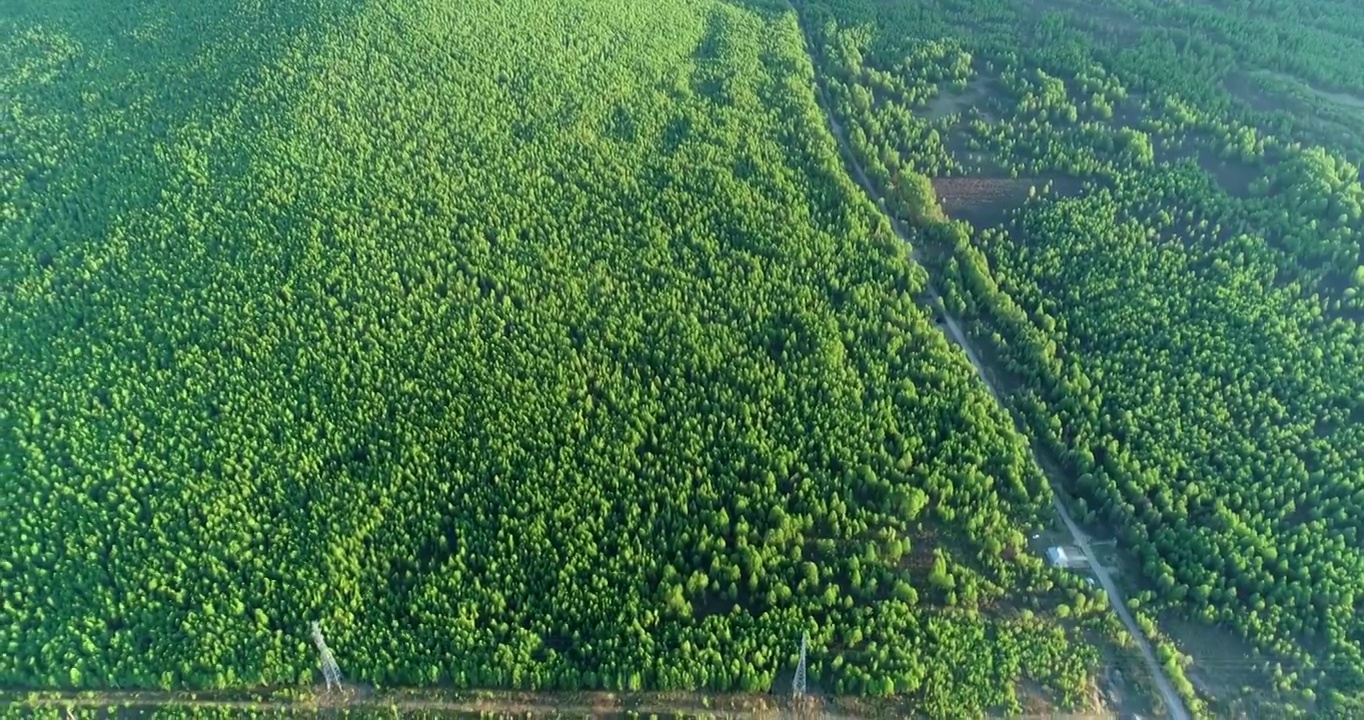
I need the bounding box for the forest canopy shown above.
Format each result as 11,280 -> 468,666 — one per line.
794,0 -> 1364,714
1,0 -> 1108,714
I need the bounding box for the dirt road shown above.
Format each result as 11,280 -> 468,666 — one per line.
788,7 -> 1191,720
3,688 -> 834,718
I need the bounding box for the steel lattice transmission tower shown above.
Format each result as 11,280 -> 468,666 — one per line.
793,631 -> 808,696
311,621 -> 343,691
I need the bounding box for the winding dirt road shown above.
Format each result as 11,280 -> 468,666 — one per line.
787,8 -> 1190,720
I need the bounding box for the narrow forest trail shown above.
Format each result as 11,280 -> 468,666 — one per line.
785,6 -> 1192,720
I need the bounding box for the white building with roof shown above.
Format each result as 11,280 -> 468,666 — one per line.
1046,545 -> 1088,568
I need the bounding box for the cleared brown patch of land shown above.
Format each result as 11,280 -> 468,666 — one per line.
932,176 -> 1083,228
1094,652 -> 1156,720
933,177 -> 1034,228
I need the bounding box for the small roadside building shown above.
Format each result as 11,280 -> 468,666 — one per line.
1045,545 -> 1087,569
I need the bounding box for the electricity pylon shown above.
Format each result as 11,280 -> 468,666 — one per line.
311,621 -> 343,691
791,631 -> 821,720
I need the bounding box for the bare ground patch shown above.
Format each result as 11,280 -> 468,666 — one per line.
1195,150 -> 1259,198
1111,94 -> 1149,129
933,175 -> 1084,229
921,78 -> 1000,122
932,177 -> 1034,228
1094,656 -> 1154,720
1148,132 -> 1261,199
1155,613 -> 1284,716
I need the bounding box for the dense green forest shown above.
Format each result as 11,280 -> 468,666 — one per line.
0,0 -> 1125,715
794,0 -> 1364,715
